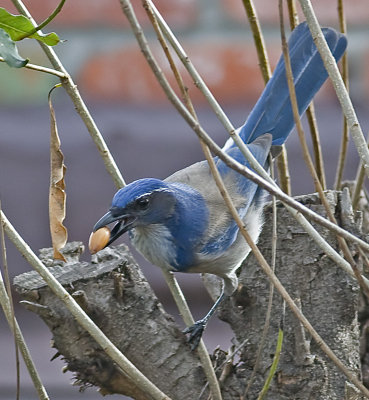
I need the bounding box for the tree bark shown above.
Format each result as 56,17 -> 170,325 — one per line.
14,190 -> 366,399
208,190 -> 363,399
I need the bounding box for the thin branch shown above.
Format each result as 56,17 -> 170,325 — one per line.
275,150 -> 291,194
241,0 -> 291,195
353,163 -> 366,209
1,210 -> 171,400
286,1 -> 327,190
334,0 -> 350,190
299,0 -> 369,180
257,304 -> 285,399
17,0 -> 66,40
286,0 -> 299,28
0,205 -> 49,400
0,57 -> 67,78
241,0 -> 271,84
0,202 -> 20,399
353,130 -> 369,210
0,276 -> 49,400
161,271 -> 222,400
11,0 -> 125,189
305,102 -> 327,189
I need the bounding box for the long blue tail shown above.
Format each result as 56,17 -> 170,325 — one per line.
238,22 -> 347,146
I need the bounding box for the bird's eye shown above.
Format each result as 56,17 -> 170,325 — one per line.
136,197 -> 150,210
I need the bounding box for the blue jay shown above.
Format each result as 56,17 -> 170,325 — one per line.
92,23 -> 347,349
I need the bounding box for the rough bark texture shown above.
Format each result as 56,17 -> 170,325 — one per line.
14,191 -> 367,399
206,190 -> 364,399
14,244 -> 207,399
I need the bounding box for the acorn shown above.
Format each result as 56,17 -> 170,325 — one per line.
89,227 -> 111,254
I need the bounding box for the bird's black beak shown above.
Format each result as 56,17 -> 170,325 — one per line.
93,210 -> 136,247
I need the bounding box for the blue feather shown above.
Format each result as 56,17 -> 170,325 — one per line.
238,22 -> 347,146
164,183 -> 209,270
111,178 -> 169,209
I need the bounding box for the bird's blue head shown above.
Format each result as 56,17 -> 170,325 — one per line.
92,178 -> 177,247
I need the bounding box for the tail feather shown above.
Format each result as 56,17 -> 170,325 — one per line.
238,22 -> 347,146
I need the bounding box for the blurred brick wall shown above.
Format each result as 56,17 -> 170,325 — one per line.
1,0 -> 369,106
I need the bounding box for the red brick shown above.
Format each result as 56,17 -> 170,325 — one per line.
78,44 -> 166,104
1,0 -> 198,29
78,35 -> 342,106
221,0 -> 283,25
222,0 -> 369,26
78,40 -> 285,105
307,0 -> 369,26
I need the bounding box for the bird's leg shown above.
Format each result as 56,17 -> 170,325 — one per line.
183,288 -> 226,350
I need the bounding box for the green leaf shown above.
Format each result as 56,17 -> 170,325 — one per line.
0,28 -> 28,68
0,8 -> 60,46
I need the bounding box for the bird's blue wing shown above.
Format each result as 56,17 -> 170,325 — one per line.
237,22 -> 347,146
221,133 -> 271,209
201,134 -> 272,255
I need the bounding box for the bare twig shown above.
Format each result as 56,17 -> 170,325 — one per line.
305,102 -> 327,189
241,0 -> 291,195
257,303 -> 285,400
286,0 -> 299,28
334,0 -> 350,191
0,57 -> 67,78
353,163 -> 366,209
0,203 -> 20,399
0,206 -> 49,400
241,0 -> 271,84
1,211 -> 171,400
0,275 -> 49,400
299,0 -> 369,180
161,270 -> 222,400
286,1 -> 327,189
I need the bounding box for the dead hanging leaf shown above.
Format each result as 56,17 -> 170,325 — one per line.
48,85 -> 67,261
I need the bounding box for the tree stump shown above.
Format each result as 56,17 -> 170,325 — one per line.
14,190 -> 366,399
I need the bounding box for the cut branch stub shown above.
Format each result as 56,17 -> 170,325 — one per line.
14,243 -> 208,399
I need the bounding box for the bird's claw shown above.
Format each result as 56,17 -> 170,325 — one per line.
183,320 -> 206,350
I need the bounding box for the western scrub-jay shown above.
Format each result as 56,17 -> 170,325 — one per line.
91,23 -> 347,349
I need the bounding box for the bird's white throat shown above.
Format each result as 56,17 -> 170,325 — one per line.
130,224 -> 177,271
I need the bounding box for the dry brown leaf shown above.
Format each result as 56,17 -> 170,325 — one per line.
48,87 -> 67,261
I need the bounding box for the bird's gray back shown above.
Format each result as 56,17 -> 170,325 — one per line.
165,160 -> 246,242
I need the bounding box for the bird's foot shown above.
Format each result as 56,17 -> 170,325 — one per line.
183,319 -> 206,351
